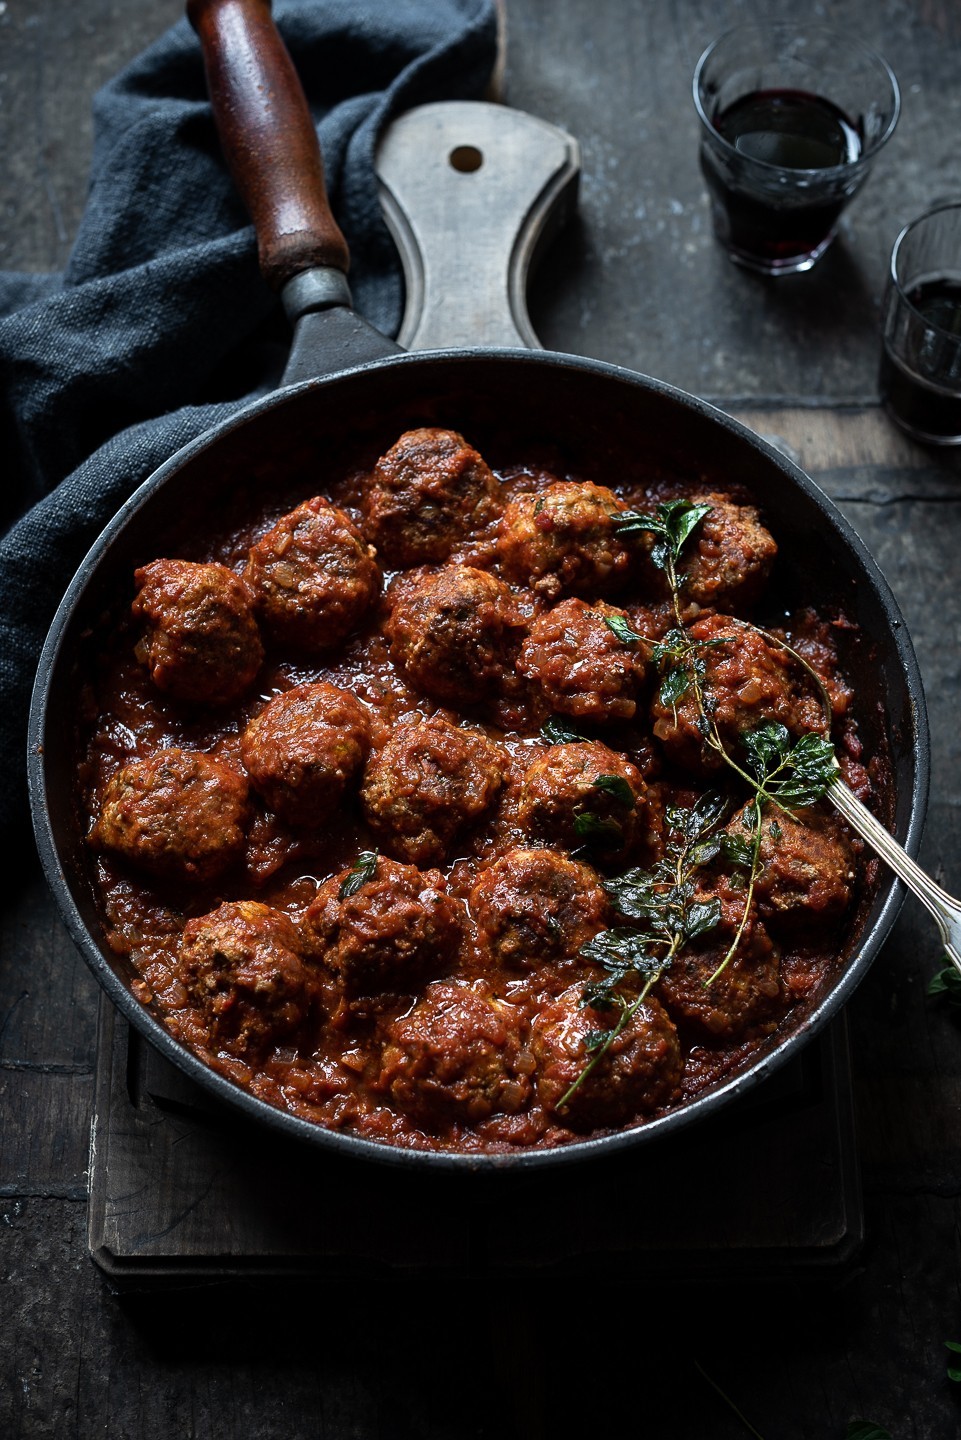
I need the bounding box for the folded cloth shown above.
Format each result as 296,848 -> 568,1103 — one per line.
0,0 -> 498,852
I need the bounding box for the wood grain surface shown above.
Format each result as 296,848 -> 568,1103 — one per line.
3,3 -> 961,1439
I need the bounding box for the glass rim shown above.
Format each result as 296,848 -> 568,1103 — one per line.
692,21 -> 901,178
889,200 -> 961,344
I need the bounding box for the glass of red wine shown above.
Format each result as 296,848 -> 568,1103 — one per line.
693,24 -> 900,275
880,202 -> 961,446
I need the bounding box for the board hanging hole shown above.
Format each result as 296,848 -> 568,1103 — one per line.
449,145 -> 483,173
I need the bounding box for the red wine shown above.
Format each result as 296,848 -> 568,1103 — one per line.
880,276 -> 961,444
715,89 -> 862,170
699,88 -> 864,272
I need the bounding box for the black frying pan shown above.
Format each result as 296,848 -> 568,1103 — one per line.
26,0 -> 929,1173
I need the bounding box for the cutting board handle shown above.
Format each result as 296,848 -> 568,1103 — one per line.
376,101 -> 579,351
187,0 -> 351,289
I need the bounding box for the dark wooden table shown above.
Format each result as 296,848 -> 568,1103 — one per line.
4,2 -> 961,1437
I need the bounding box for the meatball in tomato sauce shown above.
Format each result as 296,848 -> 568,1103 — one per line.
132,558 -> 264,706
361,715 -> 504,866
517,740 -> 654,861
723,804 -> 855,935
498,481 -> 635,600
655,894 -> 785,1042
650,614 -> 825,774
177,901 -> 311,1062
532,987 -> 682,1131
470,848 -> 610,973
384,563 -> 526,712
241,682 -> 371,828
378,981 -> 533,1129
303,855 -> 463,997
676,490 -> 777,615
88,747 -> 249,884
361,427 -> 501,566
518,597 -> 648,721
244,496 -> 380,652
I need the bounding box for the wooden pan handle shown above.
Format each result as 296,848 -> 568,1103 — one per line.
187,0 -> 350,289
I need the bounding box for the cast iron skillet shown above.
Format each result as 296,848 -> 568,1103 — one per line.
27,0 -> 929,1172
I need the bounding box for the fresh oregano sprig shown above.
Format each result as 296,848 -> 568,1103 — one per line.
557,791 -> 729,1111
562,496 -> 842,1098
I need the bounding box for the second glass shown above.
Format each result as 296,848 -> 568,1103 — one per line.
693,23 -> 900,275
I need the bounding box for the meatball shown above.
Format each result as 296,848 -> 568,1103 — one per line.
303,855 -> 463,995
531,986 -> 682,1131
378,981 -> 533,1128
244,496 -> 381,651
361,427 -> 502,566
655,895 -> 785,1041
241,682 -> 371,827
650,613 -> 826,774
677,490 -> 777,614
517,740 -> 653,859
177,901 -> 310,1061
470,848 -> 610,972
131,558 -> 264,706
384,563 -> 526,710
360,715 -> 504,866
88,747 -> 249,883
725,803 -> 855,933
518,598 -> 648,720
497,481 -> 634,599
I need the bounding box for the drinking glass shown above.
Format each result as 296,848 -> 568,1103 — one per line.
879,201 -> 961,446
693,23 -> 900,275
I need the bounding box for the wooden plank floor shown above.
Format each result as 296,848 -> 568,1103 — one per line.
3,3 -> 961,1438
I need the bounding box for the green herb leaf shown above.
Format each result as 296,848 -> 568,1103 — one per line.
592,773 -> 635,807
579,927 -> 663,975
845,1424 -> 893,1440
684,898 -> 722,938
540,714 -> 586,745
927,964 -> 961,1001
583,1028 -> 613,1052
338,850 -> 379,899
603,613 -> 645,647
658,665 -> 691,707
943,1339 -> 961,1353
573,812 -> 623,843
741,721 -> 791,777
721,833 -> 755,869
614,498 -> 712,571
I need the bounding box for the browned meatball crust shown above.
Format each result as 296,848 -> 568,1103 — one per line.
516,740 -> 653,860
497,481 -> 634,599
377,981 -> 534,1128
677,490 -> 777,614
177,900 -> 310,1061
651,614 -> 826,774
531,986 -> 682,1130
360,715 -> 504,866
384,563 -> 526,710
518,597 -> 648,720
303,855 -> 463,996
131,558 -> 264,706
241,682 -> 371,827
725,804 -> 855,933
470,848 -> 611,972
361,427 -> 502,566
386,558 -> 533,711
88,747 -> 249,883
655,896 -> 785,1041
244,496 -> 381,652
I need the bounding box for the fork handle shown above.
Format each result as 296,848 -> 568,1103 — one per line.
827,777 -> 961,974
